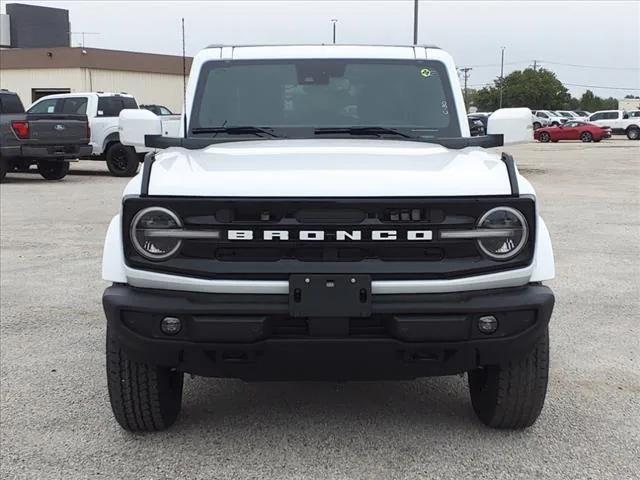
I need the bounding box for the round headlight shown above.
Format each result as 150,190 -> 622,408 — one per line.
130,207 -> 182,260
476,207 -> 528,260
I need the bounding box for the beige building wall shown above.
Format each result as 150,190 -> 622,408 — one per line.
0,67 -> 187,112
0,68 -> 84,106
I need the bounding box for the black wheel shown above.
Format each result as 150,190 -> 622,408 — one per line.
106,328 -> 184,432
551,122 -> 559,126
538,132 -> 550,143
627,127 -> 640,140
468,329 -> 549,429
37,160 -> 69,180
106,142 -> 140,177
580,131 -> 593,142
0,160 -> 7,182
533,122 -> 541,130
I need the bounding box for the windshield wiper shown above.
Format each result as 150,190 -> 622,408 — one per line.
314,126 -> 414,139
191,126 -> 281,138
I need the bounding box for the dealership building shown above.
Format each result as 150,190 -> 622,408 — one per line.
0,3 -> 192,112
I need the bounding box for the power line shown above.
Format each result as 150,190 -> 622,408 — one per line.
563,83 -> 640,91
464,59 -> 640,71
539,60 -> 639,71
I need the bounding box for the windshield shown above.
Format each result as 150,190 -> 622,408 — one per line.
559,112 -> 574,117
190,59 -> 460,139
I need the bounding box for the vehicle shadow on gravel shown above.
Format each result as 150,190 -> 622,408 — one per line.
174,376 -> 476,433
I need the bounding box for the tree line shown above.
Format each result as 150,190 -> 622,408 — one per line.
465,67 -> 628,112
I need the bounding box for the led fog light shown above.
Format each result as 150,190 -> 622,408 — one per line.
478,315 -> 498,334
161,316 -> 182,335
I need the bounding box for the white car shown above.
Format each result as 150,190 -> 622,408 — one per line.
532,110 -> 567,126
28,92 -> 180,176
103,44 -> 555,432
586,110 -> 640,139
556,110 -> 588,121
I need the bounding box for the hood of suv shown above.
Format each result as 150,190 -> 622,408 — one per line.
139,139 -> 514,197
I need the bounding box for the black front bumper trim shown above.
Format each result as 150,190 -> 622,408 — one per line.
103,284 -> 554,381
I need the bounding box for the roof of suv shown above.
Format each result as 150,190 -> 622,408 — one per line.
205,43 -> 441,50
32,92 -> 135,99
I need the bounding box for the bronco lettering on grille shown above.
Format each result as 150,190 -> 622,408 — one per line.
226,230 -> 433,241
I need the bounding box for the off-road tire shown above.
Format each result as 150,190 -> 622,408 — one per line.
538,132 -> 550,143
106,142 -> 140,177
106,328 -> 184,432
468,328 -> 549,429
626,126 -> 640,140
37,160 -> 69,180
580,131 -> 593,142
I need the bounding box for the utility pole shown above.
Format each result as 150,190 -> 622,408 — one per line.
413,0 -> 419,44
499,46 -> 506,108
331,19 -> 338,44
459,67 -> 472,101
532,60 -> 538,71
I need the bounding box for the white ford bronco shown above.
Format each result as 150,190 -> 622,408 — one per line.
103,44 -> 555,432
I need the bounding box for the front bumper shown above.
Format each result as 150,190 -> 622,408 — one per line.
103,284 -> 554,381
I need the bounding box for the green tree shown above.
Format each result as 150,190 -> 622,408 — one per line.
475,68 -> 571,111
579,90 -> 619,111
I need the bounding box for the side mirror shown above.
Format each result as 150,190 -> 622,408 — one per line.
487,108 -> 533,144
119,109 -> 161,148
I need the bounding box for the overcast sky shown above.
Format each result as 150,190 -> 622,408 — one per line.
4,0 -> 639,98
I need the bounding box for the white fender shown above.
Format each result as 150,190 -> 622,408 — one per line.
530,216 -> 555,281
102,215 -> 127,283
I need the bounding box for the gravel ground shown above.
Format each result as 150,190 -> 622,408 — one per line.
1,138 -> 639,479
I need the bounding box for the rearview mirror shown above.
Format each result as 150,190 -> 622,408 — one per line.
119,109 -> 161,148
487,108 -> 533,145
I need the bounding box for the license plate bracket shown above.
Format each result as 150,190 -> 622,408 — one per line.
289,274 -> 372,318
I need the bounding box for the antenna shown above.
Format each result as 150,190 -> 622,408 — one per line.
182,18 -> 188,138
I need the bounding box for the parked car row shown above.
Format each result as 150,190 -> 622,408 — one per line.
469,108 -> 640,142
1,90 -> 180,182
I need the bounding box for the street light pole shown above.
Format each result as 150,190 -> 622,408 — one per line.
331,19 -> 338,44
413,0 -> 419,45
499,46 -> 505,108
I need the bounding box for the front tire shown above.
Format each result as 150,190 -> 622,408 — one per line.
37,160 -> 69,180
580,131 -> 593,142
538,132 -> 550,143
468,329 -> 549,429
533,122 -> 541,130
106,142 -> 140,177
106,328 -> 184,432
627,126 -> 640,140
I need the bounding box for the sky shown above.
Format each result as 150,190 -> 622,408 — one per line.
3,0 -> 639,98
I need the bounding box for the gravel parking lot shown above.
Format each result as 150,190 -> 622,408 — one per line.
1,138 -> 638,479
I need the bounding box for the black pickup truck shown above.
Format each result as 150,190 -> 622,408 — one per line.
0,90 -> 92,182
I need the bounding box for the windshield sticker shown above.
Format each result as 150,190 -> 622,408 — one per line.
420,68 -> 431,78
441,101 -> 449,115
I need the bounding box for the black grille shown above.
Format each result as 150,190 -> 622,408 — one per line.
123,196 -> 536,280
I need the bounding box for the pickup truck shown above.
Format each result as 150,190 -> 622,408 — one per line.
27,92 -> 180,177
104,44 -> 555,432
0,89 -> 91,182
586,110 -> 640,139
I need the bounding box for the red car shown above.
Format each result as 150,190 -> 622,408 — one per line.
534,121 -> 611,143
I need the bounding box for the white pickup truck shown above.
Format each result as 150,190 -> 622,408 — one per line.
586,110 -> 640,139
103,44 -> 555,432
27,92 -> 180,176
